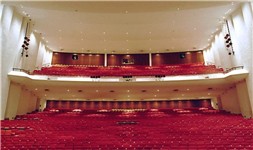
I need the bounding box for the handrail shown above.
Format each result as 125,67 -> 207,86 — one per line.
224,66 -> 244,73
12,68 -> 30,74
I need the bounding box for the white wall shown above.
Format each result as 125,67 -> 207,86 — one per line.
220,87 -> 241,114
39,98 -> 47,112
236,80 -> 252,118
36,42 -> 52,69
17,88 -> 37,115
1,5 -> 52,119
210,97 -> 219,110
43,47 -> 53,66
204,2 -> 253,117
1,5 -> 24,120
5,82 -> 22,120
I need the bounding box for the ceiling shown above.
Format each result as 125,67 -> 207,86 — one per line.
3,1 -> 240,54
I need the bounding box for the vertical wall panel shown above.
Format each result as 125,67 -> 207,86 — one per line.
52,52 -> 104,66
45,100 -> 211,110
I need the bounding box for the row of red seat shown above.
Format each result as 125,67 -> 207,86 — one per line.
33,63 -> 224,76
1,108 -> 253,149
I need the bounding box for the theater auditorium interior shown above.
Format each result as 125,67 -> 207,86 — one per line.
1,1 -> 253,149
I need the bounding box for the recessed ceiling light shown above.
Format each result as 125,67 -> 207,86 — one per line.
81,38 -> 84,41
126,32 -> 128,35
194,28 -> 197,30
187,88 -> 190,91
58,29 -> 62,32
35,88 -> 38,91
44,94 -> 47,97
126,40 -> 128,42
157,89 -> 160,92
128,95 -> 130,97
154,95 -> 157,97
125,10 -> 128,14
96,90 -> 99,92
149,31 -> 151,34
67,89 -> 70,92
103,32 -> 106,34
177,8 -> 180,11
208,93 -> 211,95
127,90 -> 130,92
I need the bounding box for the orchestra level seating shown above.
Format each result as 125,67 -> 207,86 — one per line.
1,108 -> 253,149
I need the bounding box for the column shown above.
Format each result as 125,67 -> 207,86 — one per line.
104,53 -> 107,66
149,53 -> 152,66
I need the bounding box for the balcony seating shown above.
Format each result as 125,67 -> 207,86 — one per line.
33,63 -> 224,77
1,108 -> 253,149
